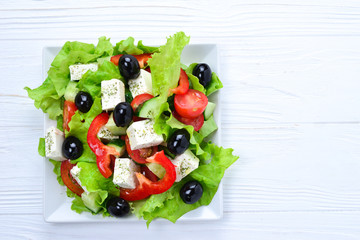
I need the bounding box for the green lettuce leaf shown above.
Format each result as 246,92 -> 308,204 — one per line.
94,36 -> 114,57
71,195 -> 92,214
70,161 -> 119,215
66,188 -> 76,198
199,115 -> 218,139
71,191 -> 109,215
66,98 -> 102,163
48,159 -> 64,186
77,61 -> 121,99
185,63 -> 205,94
56,115 -> 64,132
133,143 -> 239,225
149,32 -> 190,97
137,40 -> 159,53
185,63 -> 223,96
38,138 -> 45,157
24,77 -> 63,120
25,37 -> 113,120
114,37 -> 159,55
76,162 -> 119,196
206,72 -> 223,96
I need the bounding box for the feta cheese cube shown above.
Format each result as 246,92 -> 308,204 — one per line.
172,149 -> 199,182
128,69 -> 152,98
45,127 -> 66,161
113,158 -> 139,189
97,126 -> 118,142
126,120 -> 164,150
70,165 -> 89,193
69,63 -> 98,81
101,79 -> 125,111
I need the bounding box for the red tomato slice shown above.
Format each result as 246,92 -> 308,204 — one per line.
174,89 -> 208,119
60,160 -> 84,197
125,135 -> 158,164
63,101 -> 77,131
131,93 -> 154,112
110,53 -> 152,68
172,110 -> 204,131
140,166 -> 158,182
171,69 -> 189,95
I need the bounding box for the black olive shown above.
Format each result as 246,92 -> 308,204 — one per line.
119,54 -> 140,80
113,102 -> 133,127
167,129 -> 190,155
107,197 -> 130,217
62,136 -> 83,160
180,180 -> 203,204
75,91 -> 93,113
192,63 -> 212,87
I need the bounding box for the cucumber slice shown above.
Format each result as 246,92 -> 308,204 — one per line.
107,139 -> 126,156
138,97 -> 156,118
204,102 -> 216,120
81,192 -> 102,213
138,97 -> 165,118
105,113 -> 127,135
64,81 -> 79,102
146,162 -> 166,179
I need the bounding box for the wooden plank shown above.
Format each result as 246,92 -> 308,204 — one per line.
0,0 -> 360,40
0,212 -> 359,240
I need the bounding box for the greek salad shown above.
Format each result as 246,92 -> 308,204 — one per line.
25,32 -> 238,225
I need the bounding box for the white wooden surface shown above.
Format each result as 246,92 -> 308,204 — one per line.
1,0 -> 360,239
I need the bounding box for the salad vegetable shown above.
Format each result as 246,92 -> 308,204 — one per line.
26,32 -> 238,225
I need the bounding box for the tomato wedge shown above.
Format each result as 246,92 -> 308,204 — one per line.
172,110 -> 204,131
61,160 -> 84,197
174,89 -> 208,119
120,151 -> 176,201
140,166 -> 158,182
63,101 -> 77,131
87,112 -> 120,178
171,69 -> 189,95
111,53 -> 152,68
131,93 -> 154,112
125,135 -> 157,164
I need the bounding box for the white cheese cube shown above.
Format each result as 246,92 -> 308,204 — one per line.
172,149 -> 199,182
45,127 -> 66,161
69,63 -> 98,81
101,79 -> 125,111
113,158 -> 139,189
128,69 -> 152,98
70,165 -> 89,193
126,120 -> 164,150
97,126 -> 118,141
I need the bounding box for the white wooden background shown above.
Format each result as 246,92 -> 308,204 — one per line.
1,0 -> 360,239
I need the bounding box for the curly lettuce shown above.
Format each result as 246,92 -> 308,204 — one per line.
133,143 -> 238,226
25,37 -> 113,120
114,37 -> 159,55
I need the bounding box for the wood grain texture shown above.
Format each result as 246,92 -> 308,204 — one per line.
1,212 -> 360,240
1,0 -> 360,239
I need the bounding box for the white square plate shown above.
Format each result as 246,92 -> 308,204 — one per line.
43,44 -> 222,223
